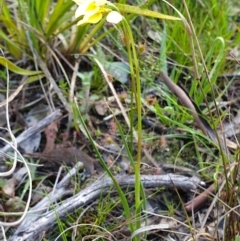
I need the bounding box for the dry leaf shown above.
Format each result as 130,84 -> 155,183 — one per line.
2,167 -> 27,197
27,148 -> 96,174
2,178 -> 17,197
43,121 -> 58,154
108,118 -> 117,135
95,100 -> 108,116
19,104 -> 49,153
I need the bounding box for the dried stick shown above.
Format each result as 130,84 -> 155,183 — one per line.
10,174 -> 200,241
0,109 -> 62,157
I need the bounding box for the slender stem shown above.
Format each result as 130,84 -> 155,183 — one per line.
79,19 -> 105,53
182,0 -> 230,185
123,19 -> 142,230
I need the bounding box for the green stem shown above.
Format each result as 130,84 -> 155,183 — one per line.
79,19 -> 105,53
72,101 -> 135,232
122,18 -> 142,231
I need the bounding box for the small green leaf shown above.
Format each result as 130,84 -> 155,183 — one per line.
0,57 -> 42,76
0,30 -> 22,59
115,4 -> 181,21
25,74 -> 46,83
35,0 -> 51,27
46,1 -> 74,37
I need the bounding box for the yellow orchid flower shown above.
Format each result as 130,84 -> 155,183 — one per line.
73,0 -> 123,25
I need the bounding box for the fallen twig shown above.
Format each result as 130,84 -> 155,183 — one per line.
0,109 -> 62,158
10,174 -> 200,241
185,179 -> 222,213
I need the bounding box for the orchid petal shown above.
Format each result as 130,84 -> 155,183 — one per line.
75,2 -> 90,18
73,0 -> 119,26
95,0 -> 108,6
106,11 -> 123,24
87,12 -> 103,23
77,12 -> 103,25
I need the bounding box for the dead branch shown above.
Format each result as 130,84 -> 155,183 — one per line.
10,174 -> 200,241
0,109 -> 62,157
